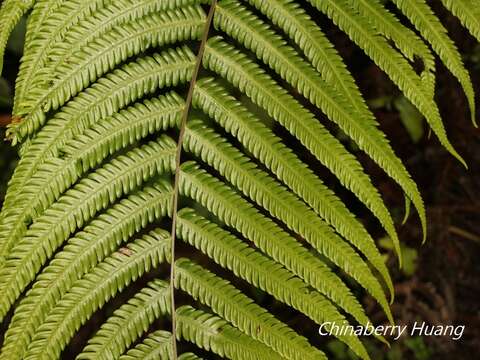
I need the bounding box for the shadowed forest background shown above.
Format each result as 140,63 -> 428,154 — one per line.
0,2 -> 479,359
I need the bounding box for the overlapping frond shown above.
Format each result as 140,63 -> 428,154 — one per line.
0,230 -> 171,360
203,37 -> 403,260
0,0 -> 35,75
119,330 -> 174,360
13,0 -> 201,113
0,0 -> 476,359
309,0 -> 466,166
0,181 -> 172,322
391,0 -> 476,126
440,0 -> 480,44
77,276 -> 172,360
25,275 -> 169,360
9,5 -> 204,140
0,47 -> 194,265
176,306 -> 280,360
175,258 -> 328,360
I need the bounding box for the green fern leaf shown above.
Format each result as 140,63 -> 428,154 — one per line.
10,5 -> 205,140
176,306 -> 285,360
441,0 -> 480,45
0,0 -> 35,75
203,37 -> 402,262
119,330 -> 174,360
175,205 -> 371,359
175,258 -> 328,360
0,230 -> 170,360
246,0 -> 427,241
77,275 -> 172,360
392,0 -> 476,126
13,0 -> 200,113
25,277 -> 170,360
0,1 -> 476,358
309,0 -> 466,167
0,47 -> 194,264
0,182 -> 172,322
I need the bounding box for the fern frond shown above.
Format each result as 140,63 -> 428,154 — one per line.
0,0 -> 35,76
0,136 -> 174,266
176,306 -> 283,360
1,0 -> 476,358
441,0 -> 480,45
246,0 -> 427,241
193,78 -> 394,297
347,0 -> 434,71
178,165 -> 392,325
175,258 -> 327,360
203,36 -> 401,263
178,353 -> 203,360
14,0 -> 200,113
392,0 -> 476,126
0,182 -> 172,322
0,135 -> 175,271
119,330 -> 173,360
175,208 -> 370,359
10,93 -> 181,224
10,5 -> 205,140
0,47 -> 194,262
13,0 -> 111,110
309,0 -> 466,166
177,207 -> 380,334
0,226 -> 171,359
77,276 -> 172,360
25,277 -> 170,360
184,120 -> 392,311
62,92 -> 184,172
2,46 -> 193,211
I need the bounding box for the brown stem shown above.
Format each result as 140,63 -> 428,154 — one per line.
168,1 -> 218,358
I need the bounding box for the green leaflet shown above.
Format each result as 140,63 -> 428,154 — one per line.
0,0 -> 35,76
0,0 -> 477,358
25,276 -> 170,360
3,46 -> 193,208
119,330 -> 174,360
193,78 -> 394,297
309,0 -> 466,167
175,258 -> 327,360
9,5 -> 205,140
0,209 -> 171,360
77,274 -> 172,360
203,36 -> 402,261
0,181 -> 172,322
0,47 -> 194,264
13,0 -> 114,112
178,164 -> 392,325
247,0 -> 427,241
441,0 -> 480,45
62,92 -> 184,172
0,134 -> 176,270
346,0 -> 434,72
118,331 -> 199,360
176,205 -> 370,359
176,306 -> 285,360
183,120 -> 392,320
392,0 -> 476,126
15,0 -> 200,113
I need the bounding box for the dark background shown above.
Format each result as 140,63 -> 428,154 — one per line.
0,3 -> 478,359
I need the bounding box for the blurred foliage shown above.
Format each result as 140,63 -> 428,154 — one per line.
369,95 -> 425,144
379,236 -> 419,278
